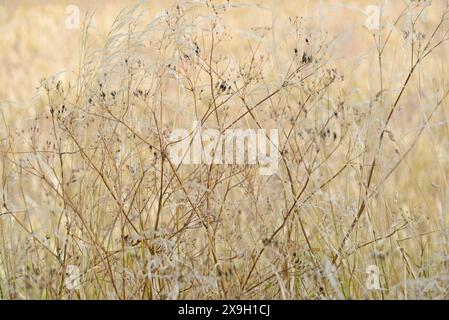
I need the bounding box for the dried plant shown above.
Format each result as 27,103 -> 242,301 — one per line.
1,0 -> 449,300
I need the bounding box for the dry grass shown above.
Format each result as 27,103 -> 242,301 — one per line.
1,0 -> 449,300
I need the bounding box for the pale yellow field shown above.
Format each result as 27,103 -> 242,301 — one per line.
1,0 -> 449,300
